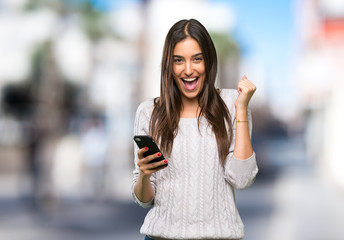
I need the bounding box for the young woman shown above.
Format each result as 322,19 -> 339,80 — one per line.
132,19 -> 258,240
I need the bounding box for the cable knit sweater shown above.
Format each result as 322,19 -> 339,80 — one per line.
132,89 -> 258,240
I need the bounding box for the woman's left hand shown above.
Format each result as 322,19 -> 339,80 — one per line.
235,75 -> 256,110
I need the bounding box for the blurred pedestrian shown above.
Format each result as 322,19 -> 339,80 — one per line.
132,19 -> 258,240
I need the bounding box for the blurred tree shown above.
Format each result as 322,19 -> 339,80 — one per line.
133,0 -> 149,106
210,32 -> 240,89
24,0 -> 118,113
2,41 -> 79,130
25,0 -> 116,42
19,0 -> 127,203
78,2 -> 114,42
1,40 -> 79,211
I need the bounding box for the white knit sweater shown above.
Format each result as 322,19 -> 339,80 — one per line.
132,89 -> 258,240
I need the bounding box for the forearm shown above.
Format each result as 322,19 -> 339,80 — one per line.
134,174 -> 155,203
233,107 -> 254,160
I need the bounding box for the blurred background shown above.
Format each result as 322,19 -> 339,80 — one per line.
0,0 -> 344,239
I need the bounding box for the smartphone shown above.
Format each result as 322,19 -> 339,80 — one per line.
133,135 -> 167,166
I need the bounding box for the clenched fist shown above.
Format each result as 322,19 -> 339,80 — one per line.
235,75 -> 256,110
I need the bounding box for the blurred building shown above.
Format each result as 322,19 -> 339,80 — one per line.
0,0 -> 242,205
295,0 -> 344,190
0,0 -> 139,204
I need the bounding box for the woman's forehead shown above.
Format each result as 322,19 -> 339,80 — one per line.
173,38 -> 202,55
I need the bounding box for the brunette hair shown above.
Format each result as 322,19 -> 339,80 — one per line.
149,19 -> 233,166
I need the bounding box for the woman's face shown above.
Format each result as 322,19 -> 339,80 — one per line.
172,37 -> 205,102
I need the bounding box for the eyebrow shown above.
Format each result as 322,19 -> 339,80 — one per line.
173,53 -> 203,58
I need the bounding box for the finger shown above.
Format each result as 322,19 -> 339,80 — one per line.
148,159 -> 168,170
238,80 -> 256,93
150,164 -> 168,173
140,159 -> 168,175
138,152 -> 163,166
238,81 -> 249,93
239,84 -> 254,93
239,77 -> 252,85
137,147 -> 149,159
240,77 -> 256,89
142,162 -> 168,175
240,75 -> 252,83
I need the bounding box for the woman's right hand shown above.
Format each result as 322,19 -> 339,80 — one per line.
137,147 -> 168,177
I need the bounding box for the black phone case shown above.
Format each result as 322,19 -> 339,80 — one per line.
134,135 -> 166,164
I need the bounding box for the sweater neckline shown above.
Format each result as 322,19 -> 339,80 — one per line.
179,116 -> 205,122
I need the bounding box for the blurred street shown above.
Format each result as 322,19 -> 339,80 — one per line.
0,198 -> 147,240
1,0 -> 344,239
237,134 -> 344,240
1,134 -> 344,240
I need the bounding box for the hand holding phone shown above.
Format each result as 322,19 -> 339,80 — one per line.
134,135 -> 168,167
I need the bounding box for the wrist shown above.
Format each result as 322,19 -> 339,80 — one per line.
236,106 -> 247,114
139,171 -> 151,180
236,107 -> 248,121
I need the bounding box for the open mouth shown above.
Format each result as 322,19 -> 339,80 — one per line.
182,77 -> 199,91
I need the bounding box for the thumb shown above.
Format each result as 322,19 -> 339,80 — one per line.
242,75 -> 247,80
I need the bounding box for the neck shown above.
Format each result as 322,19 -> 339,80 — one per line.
180,97 -> 200,118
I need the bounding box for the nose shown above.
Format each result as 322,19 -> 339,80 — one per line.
184,61 -> 193,76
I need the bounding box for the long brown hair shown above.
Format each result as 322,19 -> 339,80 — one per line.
149,19 -> 233,166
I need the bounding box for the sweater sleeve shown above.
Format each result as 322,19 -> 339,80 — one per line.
131,100 -> 156,208
221,89 -> 259,190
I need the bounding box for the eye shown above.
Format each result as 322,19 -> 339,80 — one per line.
174,58 -> 183,64
194,56 -> 203,62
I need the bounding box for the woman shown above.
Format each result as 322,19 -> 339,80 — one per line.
132,19 -> 258,240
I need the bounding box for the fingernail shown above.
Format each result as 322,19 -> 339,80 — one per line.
164,160 -> 168,163
145,147 -> 148,151
157,153 -> 161,157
